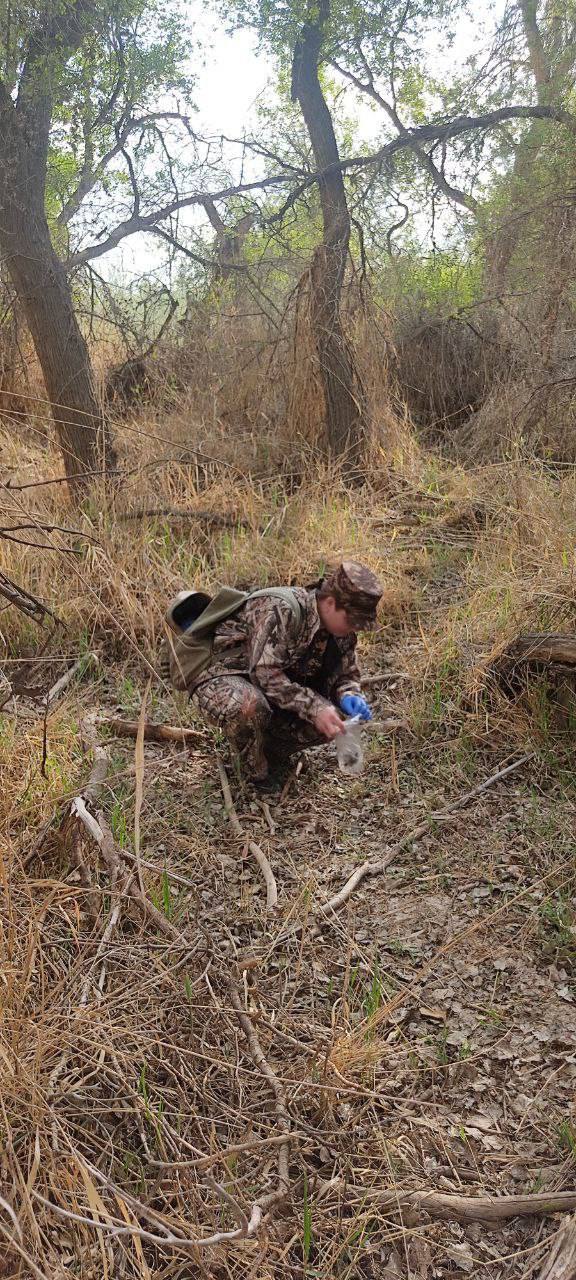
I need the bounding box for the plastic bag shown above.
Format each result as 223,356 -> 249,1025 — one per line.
336,716 -> 364,776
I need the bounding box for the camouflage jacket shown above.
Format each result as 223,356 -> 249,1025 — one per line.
194,587 -> 362,723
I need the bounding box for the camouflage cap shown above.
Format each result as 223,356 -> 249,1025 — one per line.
321,560 -> 383,630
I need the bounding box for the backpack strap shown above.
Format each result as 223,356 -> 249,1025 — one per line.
249,587 -> 305,636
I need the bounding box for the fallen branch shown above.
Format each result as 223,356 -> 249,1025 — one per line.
537,1214 -> 576,1279
149,1130 -> 302,1170
315,753 -> 534,927
41,721 -> 291,1255
117,507 -> 247,528
505,633 -> 576,667
362,1186 -> 576,1225
367,717 -> 407,733
0,567 -> 62,625
99,716 -> 205,745
45,652 -> 99,710
32,1185 -> 263,1251
217,757 -> 278,911
50,732 -> 133,1148
68,719 -> 189,944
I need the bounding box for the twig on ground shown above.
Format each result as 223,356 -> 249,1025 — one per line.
0,567 -> 62,625
133,680 -> 151,894
117,507 -> 247,528
69,825 -> 100,921
32,1186 -> 263,1251
361,672 -> 411,686
361,1186 -> 576,1225
148,1131 -> 303,1170
367,717 -> 408,733
278,755 -> 304,807
68,721 -> 191,946
99,716 -> 205,745
228,981 -> 291,1206
44,652 -> 99,710
217,757 -> 278,911
260,800 -> 277,835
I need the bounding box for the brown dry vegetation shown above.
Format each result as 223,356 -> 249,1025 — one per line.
2,347 -> 576,1279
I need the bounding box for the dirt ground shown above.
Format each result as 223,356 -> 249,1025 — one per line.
25,654 -> 572,1279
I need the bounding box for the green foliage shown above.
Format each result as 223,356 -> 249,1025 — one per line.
380,247 -> 483,315
0,0 -> 198,245
559,1117 -> 576,1157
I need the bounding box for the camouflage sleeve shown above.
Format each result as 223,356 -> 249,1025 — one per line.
246,597 -> 328,724
332,635 -> 363,701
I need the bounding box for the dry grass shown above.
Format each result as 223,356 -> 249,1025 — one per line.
2,399 -> 576,1278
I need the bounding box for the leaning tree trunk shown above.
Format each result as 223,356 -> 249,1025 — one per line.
291,0 -> 367,466
0,210 -> 115,489
0,89 -> 116,496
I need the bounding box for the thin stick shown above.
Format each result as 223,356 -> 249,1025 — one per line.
149,1131 -> 303,1170
228,982 -> 291,1203
133,679 -> 151,894
44,652 -> 99,710
32,1188 -> 262,1250
260,801 -> 277,835
217,757 -> 278,911
98,716 -> 205,745
361,672 -> 411,686
366,717 -> 407,733
117,507 -> 247,527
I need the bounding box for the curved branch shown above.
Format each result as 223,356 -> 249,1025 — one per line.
269,101 -> 575,224
332,56 -> 479,213
68,104 -> 575,264
67,172 -> 291,266
58,112 -> 196,227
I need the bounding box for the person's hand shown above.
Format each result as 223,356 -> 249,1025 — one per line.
314,705 -> 345,740
339,693 -> 372,721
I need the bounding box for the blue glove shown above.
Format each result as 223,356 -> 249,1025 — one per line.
339,693 -> 372,721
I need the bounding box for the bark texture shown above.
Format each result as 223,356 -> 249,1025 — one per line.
291,0 -> 367,466
0,9 -> 116,494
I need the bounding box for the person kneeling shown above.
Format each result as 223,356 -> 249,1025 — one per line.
165,560 -> 382,784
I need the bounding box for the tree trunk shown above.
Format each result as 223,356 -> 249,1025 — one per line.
291,0 -> 367,467
0,84 -> 115,496
0,206 -> 115,491
484,0 -> 569,287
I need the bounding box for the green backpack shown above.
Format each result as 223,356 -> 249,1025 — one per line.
164,586 -> 304,692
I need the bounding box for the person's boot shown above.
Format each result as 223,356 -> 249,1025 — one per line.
244,735 -> 270,783
229,724 -> 270,783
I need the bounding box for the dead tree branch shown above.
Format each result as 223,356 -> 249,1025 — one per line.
228,982 -> 291,1205
361,1186 -> 576,1224
99,716 -> 205,745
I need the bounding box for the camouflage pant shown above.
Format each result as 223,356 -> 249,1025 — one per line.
193,675 -> 324,780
